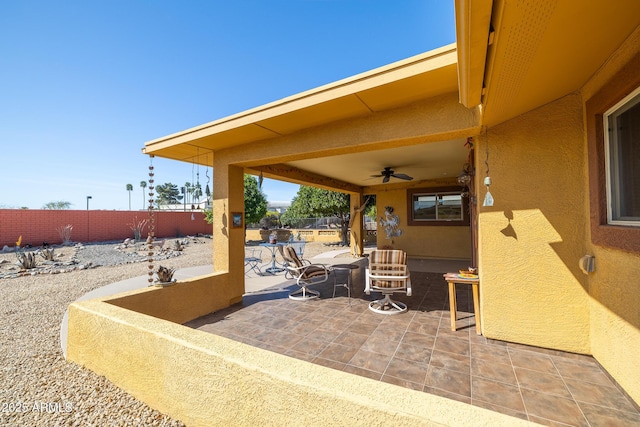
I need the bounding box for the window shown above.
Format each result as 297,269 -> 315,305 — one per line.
604,86 -> 640,226
586,49 -> 640,253
407,187 -> 469,226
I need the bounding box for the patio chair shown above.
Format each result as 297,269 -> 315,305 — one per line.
289,239 -> 308,263
282,245 -> 330,300
365,249 -> 412,314
244,247 -> 263,275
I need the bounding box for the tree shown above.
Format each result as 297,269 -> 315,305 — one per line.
244,175 -> 267,225
155,183 -> 183,206
140,181 -> 147,209
193,182 -> 203,205
282,186 -> 351,245
42,201 -> 72,210
126,183 -> 133,210
203,175 -> 267,227
183,182 -> 191,206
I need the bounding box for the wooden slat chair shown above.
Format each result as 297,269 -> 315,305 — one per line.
282,245 -> 330,300
365,249 -> 412,314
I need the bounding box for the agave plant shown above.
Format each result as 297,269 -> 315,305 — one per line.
16,251 -> 38,269
39,248 -> 55,261
155,265 -> 176,283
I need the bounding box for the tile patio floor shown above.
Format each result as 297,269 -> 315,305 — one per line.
186,261 -> 640,426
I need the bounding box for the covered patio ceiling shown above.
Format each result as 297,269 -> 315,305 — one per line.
142,44 -> 470,191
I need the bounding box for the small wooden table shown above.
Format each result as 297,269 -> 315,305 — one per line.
443,273 -> 481,335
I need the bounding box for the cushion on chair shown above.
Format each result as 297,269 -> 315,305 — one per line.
301,265 -> 327,279
369,250 -> 409,289
370,249 -> 406,265
283,245 -> 304,268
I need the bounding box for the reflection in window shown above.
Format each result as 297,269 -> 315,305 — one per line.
413,193 -> 463,221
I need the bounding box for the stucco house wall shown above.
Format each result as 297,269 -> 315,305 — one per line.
375,186 -> 472,260
581,26 -> 640,405
477,92 -> 591,354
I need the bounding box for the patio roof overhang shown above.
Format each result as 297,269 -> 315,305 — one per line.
142,0 -> 640,192
457,0 -> 640,126
143,44 -> 459,164
142,44 -> 483,190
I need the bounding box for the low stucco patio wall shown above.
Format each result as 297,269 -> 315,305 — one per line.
66,280 -> 529,426
245,228 -> 345,243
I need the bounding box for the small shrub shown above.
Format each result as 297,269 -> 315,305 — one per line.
40,248 -> 55,261
56,225 -> 73,245
16,251 -> 37,269
128,217 -> 148,241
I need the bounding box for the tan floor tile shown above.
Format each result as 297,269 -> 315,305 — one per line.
394,342 -> 432,364
333,330 -> 369,347
472,377 -> 524,413
553,358 -> 613,386
470,342 -> 510,364
426,366 -> 471,397
579,401 -> 640,427
291,336 -> 329,358
429,349 -> 470,373
520,388 -> 589,427
433,335 -> 470,356
401,331 -> 436,348
349,348 -> 392,373
384,357 -> 428,385
317,342 -> 359,364
565,377 -> 639,413
514,367 -> 571,398
471,358 -> 517,386
359,335 -> 399,356
509,349 -> 558,375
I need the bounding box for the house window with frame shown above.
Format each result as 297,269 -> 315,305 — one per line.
586,50 -> 640,253
407,187 -> 469,226
604,86 -> 640,226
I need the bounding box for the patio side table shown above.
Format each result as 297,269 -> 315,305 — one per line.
443,273 -> 481,335
331,264 -> 359,305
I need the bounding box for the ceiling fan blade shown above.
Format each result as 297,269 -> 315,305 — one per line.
392,173 -> 413,181
382,175 -> 390,183
370,174 -> 383,178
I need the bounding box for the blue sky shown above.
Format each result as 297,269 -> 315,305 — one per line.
0,1 -> 455,210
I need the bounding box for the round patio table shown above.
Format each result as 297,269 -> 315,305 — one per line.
259,242 -> 285,274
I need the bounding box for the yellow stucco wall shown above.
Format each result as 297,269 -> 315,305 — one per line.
106,273 -> 232,324
477,93 -> 591,353
581,26 -> 640,405
67,292 -> 530,427
375,186 -> 472,259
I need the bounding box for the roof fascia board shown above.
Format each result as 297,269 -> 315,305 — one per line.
455,0 -> 493,108
144,44 -> 458,151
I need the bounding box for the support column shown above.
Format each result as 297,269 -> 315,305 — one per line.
213,159 -> 245,305
349,192 -> 365,257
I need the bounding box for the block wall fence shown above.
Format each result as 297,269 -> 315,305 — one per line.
0,210 -> 212,248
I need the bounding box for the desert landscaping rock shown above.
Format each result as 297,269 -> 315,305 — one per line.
0,238 -> 347,426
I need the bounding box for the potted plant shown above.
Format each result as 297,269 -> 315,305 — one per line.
154,265 -> 177,287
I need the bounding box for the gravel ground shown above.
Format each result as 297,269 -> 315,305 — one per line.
0,238 -> 344,426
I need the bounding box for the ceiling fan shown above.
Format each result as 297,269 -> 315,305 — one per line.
371,167 -> 414,183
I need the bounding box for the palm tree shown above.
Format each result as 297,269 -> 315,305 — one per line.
184,182 -> 191,206
126,183 -> 133,210
140,181 -> 147,209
